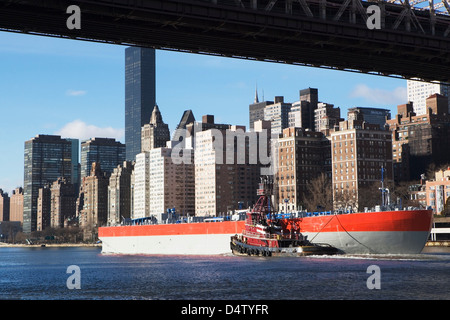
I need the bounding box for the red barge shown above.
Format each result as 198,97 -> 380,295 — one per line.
100,176 -> 433,256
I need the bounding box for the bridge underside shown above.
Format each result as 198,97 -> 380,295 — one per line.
0,0 -> 449,82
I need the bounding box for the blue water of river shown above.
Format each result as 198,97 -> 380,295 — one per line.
1,246 -> 449,301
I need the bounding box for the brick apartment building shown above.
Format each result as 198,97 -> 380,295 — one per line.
331,119 -> 393,210
386,94 -> 450,182
276,127 -> 331,212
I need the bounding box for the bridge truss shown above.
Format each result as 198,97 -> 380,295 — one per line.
0,0 -> 449,82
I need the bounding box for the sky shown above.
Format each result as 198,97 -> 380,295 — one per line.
0,31 -> 408,195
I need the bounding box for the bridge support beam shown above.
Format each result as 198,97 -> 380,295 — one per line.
0,0 -> 449,82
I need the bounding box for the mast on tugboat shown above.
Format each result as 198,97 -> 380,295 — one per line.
379,165 -> 390,208
251,176 -> 273,222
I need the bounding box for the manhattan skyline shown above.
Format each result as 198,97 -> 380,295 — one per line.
0,31 -> 408,194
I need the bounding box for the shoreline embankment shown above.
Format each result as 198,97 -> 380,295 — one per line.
0,242 -> 101,248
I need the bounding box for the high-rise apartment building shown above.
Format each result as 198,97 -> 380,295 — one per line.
331,120 -> 393,210
300,87 -> 319,106
288,88 -> 319,131
78,162 -> 109,233
0,189 -> 10,221
407,79 -> 450,115
107,161 -> 134,226
180,115 -> 233,151
194,120 -> 266,216
298,88 -> 319,130
249,90 -> 294,134
37,185 -> 51,231
386,94 -> 450,181
264,96 -> 291,135
149,147 -> 195,221
276,127 -> 331,212
23,135 -> 77,233
192,115 -> 232,217
125,47 -> 156,161
9,187 -> 23,224
288,104 -> 302,128
289,101 -> 314,130
141,104 -> 170,152
314,102 -> 342,134
133,152 -> 150,219
80,138 -> 126,180
426,93 -> 449,115
50,177 -> 76,229
132,145 -> 195,222
387,102 -> 414,182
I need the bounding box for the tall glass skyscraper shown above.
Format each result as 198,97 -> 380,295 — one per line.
125,47 -> 156,161
23,135 -> 78,233
67,138 -> 80,191
80,137 -> 126,180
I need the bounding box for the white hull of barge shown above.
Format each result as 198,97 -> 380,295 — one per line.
100,233 -> 236,255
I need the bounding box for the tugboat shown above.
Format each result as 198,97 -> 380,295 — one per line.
230,177 -> 340,257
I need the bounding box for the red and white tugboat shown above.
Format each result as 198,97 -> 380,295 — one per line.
230,178 -> 339,257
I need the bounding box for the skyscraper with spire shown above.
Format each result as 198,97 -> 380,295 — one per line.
249,86 -> 273,131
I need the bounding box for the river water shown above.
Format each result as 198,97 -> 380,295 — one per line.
1,246 -> 449,302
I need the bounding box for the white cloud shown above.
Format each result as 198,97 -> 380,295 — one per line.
66,89 -> 87,96
56,120 -> 124,142
350,84 -> 406,105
